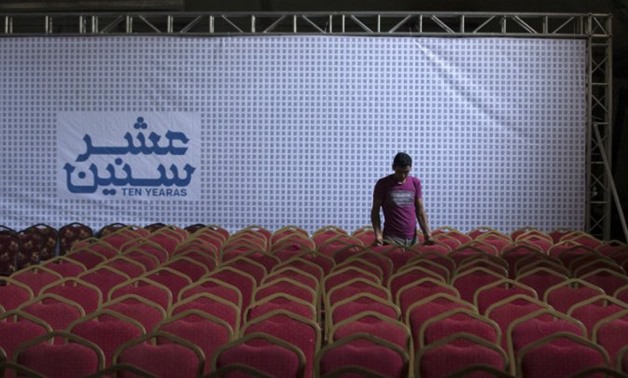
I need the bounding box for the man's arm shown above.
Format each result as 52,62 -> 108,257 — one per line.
371,197 -> 384,245
415,197 -> 433,244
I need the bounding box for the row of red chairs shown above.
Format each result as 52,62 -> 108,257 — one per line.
0,223 -> 626,377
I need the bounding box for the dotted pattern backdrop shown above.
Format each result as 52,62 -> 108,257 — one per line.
0,36 -> 586,233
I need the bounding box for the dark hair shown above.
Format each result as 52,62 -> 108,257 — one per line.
393,152 -> 412,167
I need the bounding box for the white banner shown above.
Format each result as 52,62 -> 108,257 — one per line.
57,112 -> 201,200
0,36 -> 586,233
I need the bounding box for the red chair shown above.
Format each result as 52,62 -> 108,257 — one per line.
327,277 -> 389,310
178,277 -> 243,310
340,251 -> 392,283
418,307 -> 501,348
15,331 -> 105,378
316,333 -> 408,378
208,267 -> 257,314
560,231 -> 602,249
0,310 -> 52,362
505,308 -> 587,375
78,265 -> 131,300
388,264 -> 447,301
214,332 -> 305,378
571,254 -> 624,276
476,233 -> 513,254
42,256 -> 87,277
146,226 -> 187,257
516,266 -> 569,299
40,277 -> 103,314
405,293 -> 475,351
330,311 -> 410,352
396,277 -> 460,318
0,277 -> 34,311
67,309 -> 146,368
485,294 -> 551,351
500,242 -> 548,277
432,226 -> 471,245
102,294 -> 167,334
312,225 -> 349,247
452,266 -> 506,304
514,230 -> 554,253
171,248 -> 217,272
271,225 -> 310,246
113,331 -> 205,378
448,245 -> 491,267
592,309 -> 628,368
101,255 -> 147,278
66,239 -> 117,269
10,265 -> 62,296
162,256 -> 210,281
327,293 -> 400,337
271,240 -> 315,262
222,257 -> 268,286
317,235 -> 363,260
550,244 -> 599,270
122,242 -> 166,268
544,278 -> 606,313
323,266 -> 381,296
581,268 -> 628,296
372,244 -> 418,274
18,293 -> 85,331
456,256 -> 509,277
469,226 -> 508,240
109,276 -> 173,312
516,332 -> 610,377
271,259 -> 325,285
171,292 -> 241,335
145,267 -> 193,301
230,251 -> 281,275
156,309 -> 233,375
511,227 -> 546,242
242,310 -> 321,378
352,226 -> 377,246
596,240 -> 628,256
255,277 -> 317,306
516,256 -> 569,277
415,332 -> 508,378
473,278 -> 538,315
246,293 -> 316,324
292,252 -> 336,276
567,295 -> 628,338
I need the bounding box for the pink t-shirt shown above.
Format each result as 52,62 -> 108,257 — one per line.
373,175 -> 423,239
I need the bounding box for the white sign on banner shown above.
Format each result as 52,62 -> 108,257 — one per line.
57,112 -> 201,201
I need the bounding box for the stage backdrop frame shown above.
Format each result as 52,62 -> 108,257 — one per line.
0,12 -> 614,239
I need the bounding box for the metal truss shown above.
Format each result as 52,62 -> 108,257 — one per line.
0,12 -> 615,238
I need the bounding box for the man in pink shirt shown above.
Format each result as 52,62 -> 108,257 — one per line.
371,152 -> 433,246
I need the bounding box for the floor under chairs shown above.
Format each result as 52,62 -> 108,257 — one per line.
0,223 -> 628,377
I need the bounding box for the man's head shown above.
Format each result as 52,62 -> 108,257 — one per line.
392,152 -> 412,183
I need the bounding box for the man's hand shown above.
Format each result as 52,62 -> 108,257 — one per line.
373,236 -> 384,246
423,236 -> 434,245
